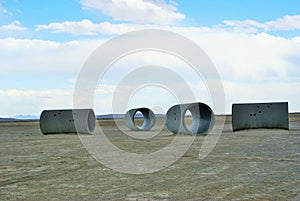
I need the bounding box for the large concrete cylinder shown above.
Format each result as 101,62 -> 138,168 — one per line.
232,102 -> 289,131
166,102 -> 214,135
40,109 -> 96,134
124,108 -> 156,131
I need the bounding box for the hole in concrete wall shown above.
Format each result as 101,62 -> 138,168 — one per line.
259,111 -> 262,113
134,111 -> 145,128
125,108 -> 155,131
183,104 -> 209,134
184,109 -> 193,130
257,105 -> 260,108
53,114 -> 56,116
166,103 -> 213,134
250,114 -> 252,116
254,113 -> 256,116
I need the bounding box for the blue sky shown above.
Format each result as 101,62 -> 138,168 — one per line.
0,0 -> 300,116
1,1 -> 300,38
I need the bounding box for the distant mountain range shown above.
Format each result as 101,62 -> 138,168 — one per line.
0,117 -> 18,122
0,113 -> 167,122
0,115 -> 39,122
13,115 -> 40,120
96,113 -> 166,119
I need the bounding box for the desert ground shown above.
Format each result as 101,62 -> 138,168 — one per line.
0,115 -> 299,200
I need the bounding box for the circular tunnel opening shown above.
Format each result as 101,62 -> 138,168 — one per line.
134,111 -> 145,129
183,105 -> 201,134
166,102 -> 215,135
184,109 -> 193,131
124,108 -> 156,131
87,109 -> 96,133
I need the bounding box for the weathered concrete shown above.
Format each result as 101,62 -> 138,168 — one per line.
40,109 -> 95,134
124,108 -> 155,131
232,102 -> 289,131
166,102 -> 214,135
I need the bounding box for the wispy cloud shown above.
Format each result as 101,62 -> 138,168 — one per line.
35,15 -> 300,37
223,15 -> 300,33
0,6 -> 7,14
265,15 -> 300,31
0,21 -> 27,31
0,1 -> 10,15
0,89 -> 72,97
35,19 -> 138,35
80,0 -> 185,25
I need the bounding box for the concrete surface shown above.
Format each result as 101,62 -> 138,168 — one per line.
232,102 -> 289,131
40,109 -> 95,134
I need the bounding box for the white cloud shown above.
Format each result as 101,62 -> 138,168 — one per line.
0,86 -> 117,116
0,89 -> 72,97
34,15 -> 300,37
223,81 -> 300,113
35,20 -> 213,36
0,6 -> 7,14
189,31 -> 300,82
0,21 -> 27,31
35,19 -> 137,35
80,0 -> 185,25
266,15 -> 300,31
0,89 -> 73,116
0,1 -> 10,15
223,15 -> 300,33
36,19 -> 182,35
2,15 -> 300,115
0,37 -> 102,72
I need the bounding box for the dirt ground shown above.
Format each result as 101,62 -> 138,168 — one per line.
0,115 -> 299,200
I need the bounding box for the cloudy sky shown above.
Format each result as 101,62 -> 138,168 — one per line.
0,0 -> 300,117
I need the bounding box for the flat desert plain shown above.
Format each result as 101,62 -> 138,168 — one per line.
0,115 -> 299,200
